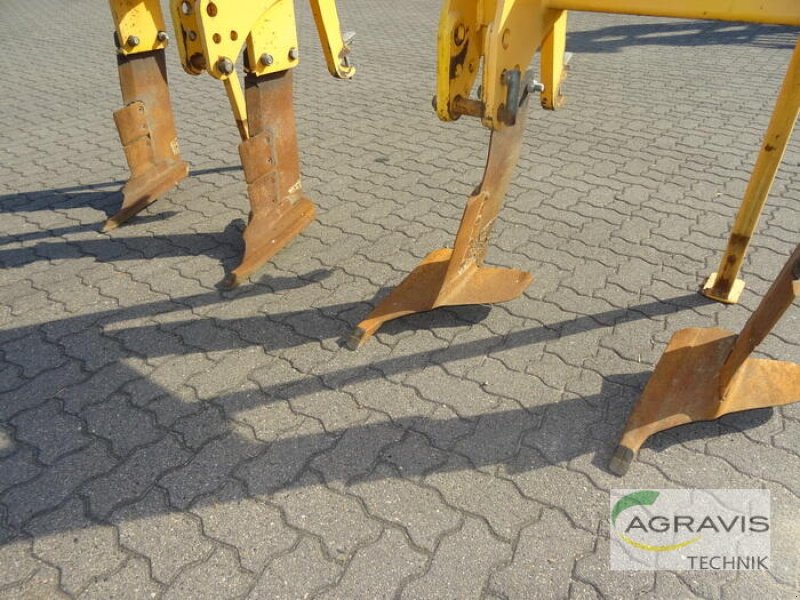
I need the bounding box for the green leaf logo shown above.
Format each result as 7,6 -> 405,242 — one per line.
612,491 -> 660,525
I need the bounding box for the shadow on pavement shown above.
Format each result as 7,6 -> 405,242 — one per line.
0,290 -> 773,541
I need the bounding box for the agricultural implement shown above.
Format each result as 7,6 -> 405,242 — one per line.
106,0 -> 355,286
349,0 -> 800,348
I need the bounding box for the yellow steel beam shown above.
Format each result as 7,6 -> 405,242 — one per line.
704,38 -> 800,303
539,9 -> 567,110
545,0 -> 800,26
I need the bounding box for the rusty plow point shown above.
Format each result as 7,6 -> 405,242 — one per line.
222,197 -> 315,288
102,159 -> 188,232
348,247 -> 532,349
222,70 -> 314,288
350,91 -> 535,349
611,244 -> 800,476
107,50 -> 188,231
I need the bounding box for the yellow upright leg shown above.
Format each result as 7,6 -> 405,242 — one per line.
704,38 -> 800,303
540,10 -> 568,110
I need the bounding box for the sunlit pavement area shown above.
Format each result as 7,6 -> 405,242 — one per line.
1,1 -> 799,597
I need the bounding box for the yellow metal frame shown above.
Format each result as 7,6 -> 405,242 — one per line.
437,0 -> 800,130
109,0 -> 169,55
434,0 -> 800,304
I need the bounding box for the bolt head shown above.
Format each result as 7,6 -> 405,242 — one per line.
181,1 -> 192,14
127,35 -> 140,47
157,31 -> 169,42
528,81 -> 545,94
288,47 -> 299,61
260,53 -> 274,66
217,57 -> 234,75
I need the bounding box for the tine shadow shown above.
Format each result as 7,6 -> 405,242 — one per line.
1,326 -> 778,542
0,164 -> 243,215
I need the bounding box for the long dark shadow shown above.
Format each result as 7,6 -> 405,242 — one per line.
0,164 -> 243,213
0,328 -> 771,542
566,21 -> 798,54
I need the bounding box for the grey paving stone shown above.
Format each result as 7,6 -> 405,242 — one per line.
0,538 -> 41,589
489,509 -> 594,599
401,516 -> 511,600
273,472 -> 383,560
80,393 -> 163,457
311,413 -> 404,488
26,498 -> 127,596
0,563 -> 70,600
162,546 -> 253,600
425,456 -> 542,540
236,418 -> 336,494
0,447 -> 42,496
83,434 -> 192,518
318,528 -> 428,600
189,480 -> 298,573
351,463 -> 461,552
10,400 -> 90,465
2,442 -> 116,527
111,489 -> 215,584
77,556 -> 163,600
246,537 -> 343,599
159,427 -> 262,509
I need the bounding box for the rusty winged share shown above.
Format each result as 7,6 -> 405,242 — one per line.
610,245 -> 800,476
106,0 -> 356,286
350,0 -> 800,348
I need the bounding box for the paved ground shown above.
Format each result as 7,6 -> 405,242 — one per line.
1,1 -> 799,598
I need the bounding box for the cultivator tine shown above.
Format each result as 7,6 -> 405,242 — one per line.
222,70 -> 315,288
105,50 -> 188,232
348,89 -> 534,349
610,245 -> 800,476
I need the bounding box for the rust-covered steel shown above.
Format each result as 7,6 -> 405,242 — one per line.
105,50 -> 188,232
224,70 -> 315,288
610,244 -> 800,476
106,0 -> 355,284
348,88 -> 535,349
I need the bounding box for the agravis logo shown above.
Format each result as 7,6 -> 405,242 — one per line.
609,489 -> 771,571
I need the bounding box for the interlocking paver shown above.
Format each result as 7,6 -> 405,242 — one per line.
111,489 -> 215,584
27,498 -> 127,596
247,537 -> 343,599
1,1 -> 798,598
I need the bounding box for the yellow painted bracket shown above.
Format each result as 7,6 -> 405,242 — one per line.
435,0 -> 484,122
191,0 -> 298,80
109,0 -> 169,55
309,0 -> 356,79
170,0 -> 207,75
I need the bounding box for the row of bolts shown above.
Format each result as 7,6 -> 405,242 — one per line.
124,30 -> 297,75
